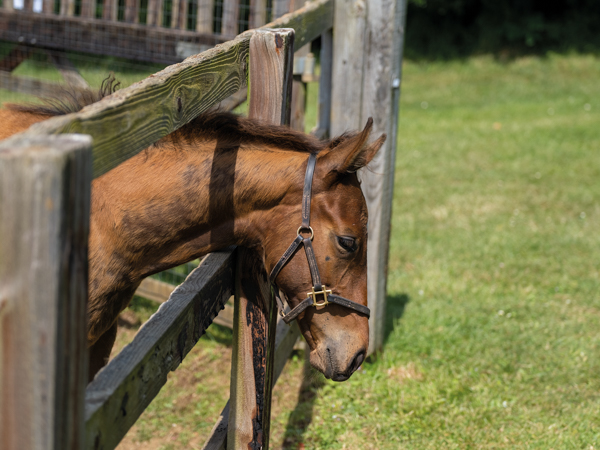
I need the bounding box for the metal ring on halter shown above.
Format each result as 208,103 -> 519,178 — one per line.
297,226 -> 314,240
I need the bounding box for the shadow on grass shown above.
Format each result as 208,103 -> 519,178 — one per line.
384,292 -> 411,345
280,352 -> 326,449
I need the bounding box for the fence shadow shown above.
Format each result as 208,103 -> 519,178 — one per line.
384,292 -> 411,346
279,353 -> 326,449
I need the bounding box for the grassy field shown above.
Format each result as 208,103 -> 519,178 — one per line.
115,53 -> 600,449
3,51 -> 600,448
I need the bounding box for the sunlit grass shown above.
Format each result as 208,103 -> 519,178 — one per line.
298,53 -> 600,449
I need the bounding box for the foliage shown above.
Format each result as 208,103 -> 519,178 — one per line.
405,0 -> 600,59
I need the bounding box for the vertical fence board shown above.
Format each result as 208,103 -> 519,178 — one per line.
249,0 -> 266,28
221,0 -> 239,36
195,0 -> 214,32
80,0 -> 94,18
331,0 -> 405,354
124,0 -> 138,22
272,0 -> 289,19
42,0 -> 53,13
227,28 -> 295,450
0,134 -> 92,450
248,28 -> 294,125
147,0 -> 163,25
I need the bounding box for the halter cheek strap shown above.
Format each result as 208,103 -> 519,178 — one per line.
269,153 -> 371,324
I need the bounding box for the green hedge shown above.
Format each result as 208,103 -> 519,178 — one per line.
406,0 -> 600,59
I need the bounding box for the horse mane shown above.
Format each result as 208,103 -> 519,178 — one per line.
4,73 -> 120,116
5,73 -> 360,154
162,111 -> 338,154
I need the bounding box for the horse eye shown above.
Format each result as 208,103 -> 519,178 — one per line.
337,236 -> 357,252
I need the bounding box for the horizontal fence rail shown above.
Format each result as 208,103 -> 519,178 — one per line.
0,0 -> 333,179
85,249 -> 236,449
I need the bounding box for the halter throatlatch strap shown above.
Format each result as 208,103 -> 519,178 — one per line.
269,153 -> 371,324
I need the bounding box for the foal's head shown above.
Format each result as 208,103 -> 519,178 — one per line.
263,119 -> 386,381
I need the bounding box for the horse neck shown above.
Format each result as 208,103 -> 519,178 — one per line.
91,138 -> 308,281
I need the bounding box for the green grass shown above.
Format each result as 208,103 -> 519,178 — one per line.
292,53 -> 600,449
5,46 -> 600,448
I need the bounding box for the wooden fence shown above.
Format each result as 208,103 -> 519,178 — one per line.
0,0 -> 405,448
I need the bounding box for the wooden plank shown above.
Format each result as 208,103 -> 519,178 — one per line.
80,0 -> 94,18
84,249 -> 236,450
289,0 -> 307,132
226,28 -> 294,450
2,0 -> 14,11
22,0 -> 33,12
256,0 -> 332,49
134,278 -> 235,328
221,0 -> 239,36
248,28 -> 294,126
203,318 -> 300,450
228,249 -> 277,450
60,0 -> 76,16
102,0 -> 118,20
331,0 -> 406,355
272,0 -> 288,19
146,0 -> 163,26
0,134 -> 92,450
358,0 -> 406,354
313,28 -> 332,138
170,0 -> 187,29
9,35 -> 250,178
124,0 -> 138,22
249,0 -> 266,28
0,10 -> 227,64
195,0 -> 213,32
42,0 -> 53,14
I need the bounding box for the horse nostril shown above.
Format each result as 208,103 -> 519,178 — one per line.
351,350 -> 366,374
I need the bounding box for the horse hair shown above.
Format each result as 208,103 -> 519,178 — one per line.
5,73 -> 362,155
5,73 -> 121,116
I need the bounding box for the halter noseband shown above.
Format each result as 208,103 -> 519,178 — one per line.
269,153 -> 371,324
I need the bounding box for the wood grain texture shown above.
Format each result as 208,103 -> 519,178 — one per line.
80,0 -> 94,19
146,0 -> 163,26
257,0 -> 332,50
248,28 -> 295,125
0,134 -> 92,450
330,0 -> 366,135
227,248 -> 277,450
18,36 -> 249,178
358,0 -> 405,354
203,319 -> 300,450
84,249 -> 236,450
331,0 -> 406,354
249,0 -> 267,28
221,0 -> 239,36
0,10 -> 227,65
195,0 -> 214,32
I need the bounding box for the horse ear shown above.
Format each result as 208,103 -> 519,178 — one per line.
319,118 -> 387,175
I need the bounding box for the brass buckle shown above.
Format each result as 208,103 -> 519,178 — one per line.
308,286 -> 332,307
297,226 -> 314,240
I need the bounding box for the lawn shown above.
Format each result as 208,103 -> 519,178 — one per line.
2,51 -> 599,449
115,53 -> 600,449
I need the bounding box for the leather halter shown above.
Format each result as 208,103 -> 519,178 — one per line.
269,153 -> 371,324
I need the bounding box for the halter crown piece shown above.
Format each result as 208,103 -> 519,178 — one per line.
269,153 -> 371,324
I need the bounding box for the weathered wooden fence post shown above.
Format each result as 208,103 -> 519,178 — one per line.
0,134 -> 92,450
331,0 -> 406,355
227,28 -> 294,450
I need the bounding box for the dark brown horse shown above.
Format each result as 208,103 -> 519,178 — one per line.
0,82 -> 385,382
